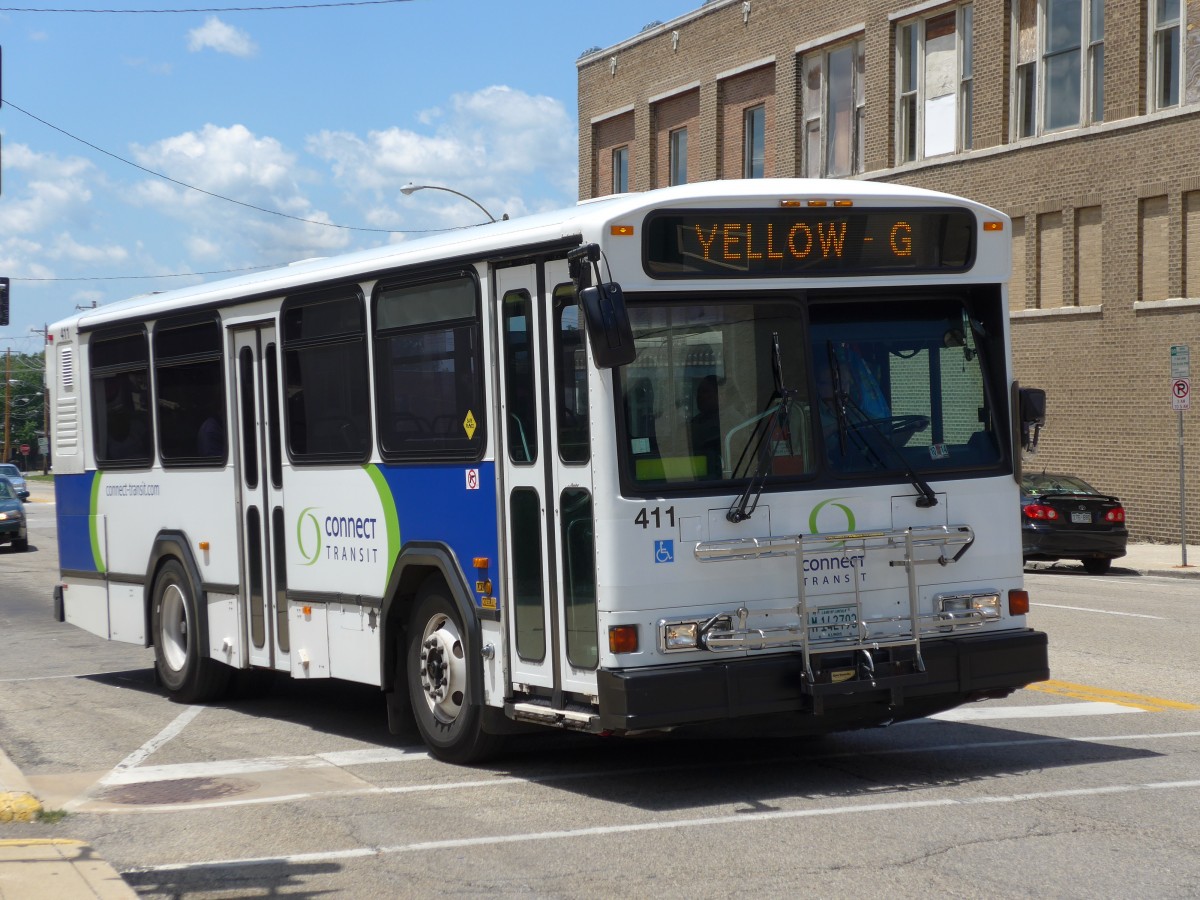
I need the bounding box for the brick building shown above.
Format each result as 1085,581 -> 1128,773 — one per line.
577,0 -> 1200,544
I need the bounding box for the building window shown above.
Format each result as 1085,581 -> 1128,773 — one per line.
897,5 -> 973,163
1140,196 -> 1169,302
1152,0 -> 1182,110
612,146 -> 629,193
1038,211 -> 1063,308
669,127 -> 688,185
1014,0 -> 1104,137
743,106 -> 765,178
1185,192 -> 1200,295
803,39 -> 864,178
1075,206 -> 1103,305
1088,0 -> 1104,122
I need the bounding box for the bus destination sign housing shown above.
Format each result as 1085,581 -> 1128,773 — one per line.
643,207 -> 977,278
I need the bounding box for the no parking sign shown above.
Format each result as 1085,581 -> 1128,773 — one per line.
1172,377 -> 1190,411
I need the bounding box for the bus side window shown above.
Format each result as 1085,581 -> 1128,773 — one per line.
90,329 -> 153,468
554,284 -> 589,464
373,273 -> 484,462
502,289 -> 538,465
155,317 -> 226,467
282,290 -> 371,463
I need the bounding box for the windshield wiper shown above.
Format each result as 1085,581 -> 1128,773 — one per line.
727,332 -> 795,524
825,341 -> 938,508
840,398 -> 939,508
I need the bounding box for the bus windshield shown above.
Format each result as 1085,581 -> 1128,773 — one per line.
616,292 -> 1004,490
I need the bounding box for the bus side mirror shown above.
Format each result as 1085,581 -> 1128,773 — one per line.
579,281 -> 636,368
1019,387 -> 1046,452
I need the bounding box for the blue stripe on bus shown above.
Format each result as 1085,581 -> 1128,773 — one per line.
374,462 -> 501,609
55,471 -> 100,573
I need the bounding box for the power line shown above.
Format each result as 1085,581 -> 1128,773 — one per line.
4,99 -> 441,235
0,2 -> 412,12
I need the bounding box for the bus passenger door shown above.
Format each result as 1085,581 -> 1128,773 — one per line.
496,261 -> 598,704
496,265 -> 554,692
231,325 -> 291,672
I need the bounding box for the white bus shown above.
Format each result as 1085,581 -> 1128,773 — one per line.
49,179 -> 1048,763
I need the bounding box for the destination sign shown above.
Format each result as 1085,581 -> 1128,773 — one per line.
643,207 -> 976,278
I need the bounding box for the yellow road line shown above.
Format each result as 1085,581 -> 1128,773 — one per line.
0,840 -> 84,847
1028,679 -> 1200,712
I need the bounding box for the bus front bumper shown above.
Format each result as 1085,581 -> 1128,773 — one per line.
595,629 -> 1049,734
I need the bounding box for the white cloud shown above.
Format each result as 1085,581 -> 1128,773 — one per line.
187,17 -> 258,58
48,233 -> 130,266
0,143 -> 99,237
130,123 -> 350,263
306,85 -> 578,227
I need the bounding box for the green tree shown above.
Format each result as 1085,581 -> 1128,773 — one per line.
4,351 -> 47,469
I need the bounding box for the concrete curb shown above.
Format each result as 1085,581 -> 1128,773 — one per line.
0,747 -> 42,824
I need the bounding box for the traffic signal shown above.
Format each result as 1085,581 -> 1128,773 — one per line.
0,277 -> 8,327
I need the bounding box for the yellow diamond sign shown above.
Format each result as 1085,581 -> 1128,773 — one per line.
463,410 -> 477,440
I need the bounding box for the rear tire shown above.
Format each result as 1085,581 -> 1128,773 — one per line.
406,582 -> 504,764
1082,557 -> 1112,575
152,558 -> 231,703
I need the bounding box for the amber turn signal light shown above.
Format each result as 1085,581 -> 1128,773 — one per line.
608,624 -> 639,654
1008,589 -> 1030,616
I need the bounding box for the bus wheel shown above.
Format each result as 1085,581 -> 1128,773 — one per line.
152,559 -> 230,703
406,584 -> 503,764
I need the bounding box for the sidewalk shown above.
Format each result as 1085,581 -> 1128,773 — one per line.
1027,540 -> 1200,579
0,748 -> 135,899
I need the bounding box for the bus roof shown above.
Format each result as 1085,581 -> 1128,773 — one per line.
58,179 -> 1001,334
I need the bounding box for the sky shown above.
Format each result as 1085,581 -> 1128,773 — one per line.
0,0 -> 701,353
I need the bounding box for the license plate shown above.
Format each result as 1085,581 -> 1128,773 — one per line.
1071,511 -> 1093,524
808,604 -> 857,641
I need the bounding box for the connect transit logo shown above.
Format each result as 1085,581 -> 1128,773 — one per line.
297,507 -> 323,565
809,497 -> 856,535
295,506 -> 383,566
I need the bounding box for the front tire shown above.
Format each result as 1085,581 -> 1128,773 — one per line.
406,582 -> 503,764
152,558 -> 231,703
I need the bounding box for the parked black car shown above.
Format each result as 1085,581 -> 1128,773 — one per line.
0,476 -> 28,552
1021,472 -> 1127,574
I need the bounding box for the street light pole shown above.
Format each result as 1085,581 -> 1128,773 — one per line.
400,183 -> 505,223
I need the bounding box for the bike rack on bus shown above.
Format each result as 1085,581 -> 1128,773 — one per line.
693,524 -> 976,685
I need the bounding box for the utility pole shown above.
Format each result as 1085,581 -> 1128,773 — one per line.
3,348 -> 10,464
40,324 -> 49,474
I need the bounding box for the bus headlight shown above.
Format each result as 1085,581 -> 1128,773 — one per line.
662,621 -> 699,651
937,592 -> 1001,621
659,616 -> 732,652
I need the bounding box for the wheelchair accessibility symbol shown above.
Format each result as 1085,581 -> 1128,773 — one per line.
654,540 -> 674,564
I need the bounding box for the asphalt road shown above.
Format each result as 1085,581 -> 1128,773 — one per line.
2,492 -> 1199,898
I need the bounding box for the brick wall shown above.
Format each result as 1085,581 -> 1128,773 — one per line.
578,0 -> 1200,543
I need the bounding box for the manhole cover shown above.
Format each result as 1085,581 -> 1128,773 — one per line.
100,777 -> 255,805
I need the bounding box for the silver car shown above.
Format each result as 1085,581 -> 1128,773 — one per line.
0,464 -> 29,501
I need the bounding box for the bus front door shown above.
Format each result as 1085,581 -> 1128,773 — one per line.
231,325 -> 290,672
496,261 -> 599,708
